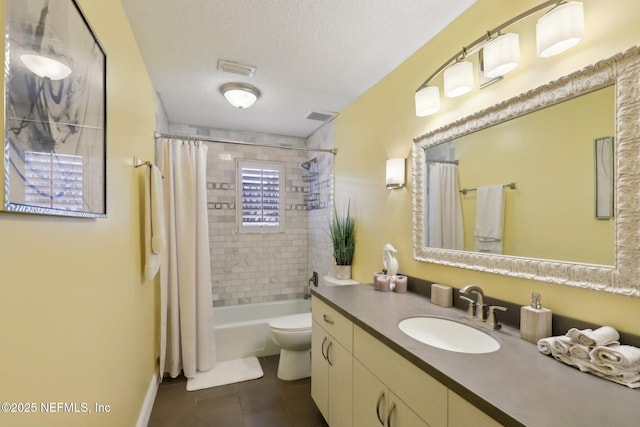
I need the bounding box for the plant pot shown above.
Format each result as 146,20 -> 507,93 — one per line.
334,265 -> 352,280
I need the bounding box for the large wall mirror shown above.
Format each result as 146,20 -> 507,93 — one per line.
412,46 -> 640,297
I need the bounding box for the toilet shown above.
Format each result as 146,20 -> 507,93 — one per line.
268,275 -> 359,380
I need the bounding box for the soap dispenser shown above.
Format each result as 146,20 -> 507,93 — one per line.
520,292 -> 552,343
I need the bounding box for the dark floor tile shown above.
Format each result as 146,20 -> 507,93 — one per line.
244,406 -> 294,427
149,355 -> 323,427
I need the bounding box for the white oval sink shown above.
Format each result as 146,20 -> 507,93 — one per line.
398,317 -> 500,354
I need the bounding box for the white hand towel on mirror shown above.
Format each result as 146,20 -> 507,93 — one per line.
575,326 -> 620,347
144,164 -> 166,280
590,344 -> 640,367
474,185 -> 504,254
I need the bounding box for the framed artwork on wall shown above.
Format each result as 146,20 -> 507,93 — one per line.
3,0 -> 106,217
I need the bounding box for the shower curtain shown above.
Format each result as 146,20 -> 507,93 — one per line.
427,163 -> 464,250
159,138 -> 216,379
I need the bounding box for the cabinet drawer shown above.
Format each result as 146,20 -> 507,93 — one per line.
354,325 -> 447,427
312,297 -> 353,352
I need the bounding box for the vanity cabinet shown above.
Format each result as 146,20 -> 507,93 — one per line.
353,326 -> 448,427
311,298 -> 353,427
354,359 -> 427,427
448,391 -> 501,427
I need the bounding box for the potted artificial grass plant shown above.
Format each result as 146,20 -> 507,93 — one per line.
329,202 -> 357,280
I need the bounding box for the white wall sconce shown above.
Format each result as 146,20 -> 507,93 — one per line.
386,158 -> 405,189
414,1 -> 584,117
220,82 -> 260,109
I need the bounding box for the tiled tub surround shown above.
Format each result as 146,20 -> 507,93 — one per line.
311,285 -> 640,426
205,141 -> 310,307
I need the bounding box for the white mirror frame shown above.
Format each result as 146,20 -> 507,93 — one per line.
412,46 -> 640,297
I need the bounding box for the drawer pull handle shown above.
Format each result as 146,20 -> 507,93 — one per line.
321,336 -> 328,361
387,401 -> 397,427
326,341 -> 333,366
375,391 -> 386,426
323,314 -> 334,325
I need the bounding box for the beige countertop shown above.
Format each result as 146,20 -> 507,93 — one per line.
311,284 -> 640,426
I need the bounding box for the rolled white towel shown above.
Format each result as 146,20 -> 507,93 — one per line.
569,344 -> 591,360
595,364 -> 640,382
565,327 -> 584,342
588,370 -> 640,389
575,326 -> 620,347
537,336 -> 572,356
590,344 -> 640,368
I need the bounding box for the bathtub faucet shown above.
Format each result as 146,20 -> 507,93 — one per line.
305,272 -> 318,299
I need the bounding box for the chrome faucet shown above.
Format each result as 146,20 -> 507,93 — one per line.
459,285 -> 507,330
460,284 -> 486,321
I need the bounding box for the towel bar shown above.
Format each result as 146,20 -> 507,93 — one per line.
460,182 -> 516,195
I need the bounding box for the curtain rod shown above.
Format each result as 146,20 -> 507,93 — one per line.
426,159 -> 459,165
154,132 -> 337,155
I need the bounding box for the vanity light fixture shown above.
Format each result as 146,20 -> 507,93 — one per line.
536,1 -> 584,58
414,0 -> 584,117
482,33 -> 520,78
220,82 -> 260,109
444,59 -> 474,98
415,85 -> 440,117
20,54 -> 72,80
386,158 -> 405,189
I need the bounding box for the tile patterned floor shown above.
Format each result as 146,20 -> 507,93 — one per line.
148,355 -> 328,427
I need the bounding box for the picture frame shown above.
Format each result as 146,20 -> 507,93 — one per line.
3,0 -> 106,217
594,136 -> 614,220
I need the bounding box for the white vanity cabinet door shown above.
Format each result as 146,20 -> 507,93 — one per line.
448,391 -> 502,427
354,359 -> 427,427
354,326 -> 448,427
311,298 -> 353,427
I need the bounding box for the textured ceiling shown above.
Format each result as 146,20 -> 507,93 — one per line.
121,0 -> 476,138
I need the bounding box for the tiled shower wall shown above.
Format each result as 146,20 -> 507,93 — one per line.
306,122 -> 335,282
169,124 -> 311,307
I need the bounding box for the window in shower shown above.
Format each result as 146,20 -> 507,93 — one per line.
236,159 -> 285,233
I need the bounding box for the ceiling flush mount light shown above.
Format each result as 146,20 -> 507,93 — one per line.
220,82 -> 260,109
444,60 -> 474,98
386,158 -> 405,189
20,54 -> 72,80
414,1 -> 585,117
482,33 -> 520,78
415,86 -> 440,117
536,1 -> 584,58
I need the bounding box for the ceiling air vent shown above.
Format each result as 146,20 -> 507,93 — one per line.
217,59 -> 256,77
304,110 -> 338,122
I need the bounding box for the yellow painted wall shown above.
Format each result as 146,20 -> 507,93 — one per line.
455,85 -> 615,264
0,1 -> 158,426
335,0 -> 640,335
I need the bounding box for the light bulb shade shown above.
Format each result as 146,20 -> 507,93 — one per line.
20,54 -> 72,80
483,33 -> 520,78
536,1 -> 584,58
220,82 -> 260,109
386,158 -> 405,189
444,61 -> 474,98
415,86 -> 440,117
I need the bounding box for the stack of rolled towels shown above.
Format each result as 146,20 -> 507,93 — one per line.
537,326 -> 640,388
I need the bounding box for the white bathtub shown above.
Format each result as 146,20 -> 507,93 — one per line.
213,299 -> 311,362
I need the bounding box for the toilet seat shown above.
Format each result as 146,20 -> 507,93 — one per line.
269,313 -> 311,332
